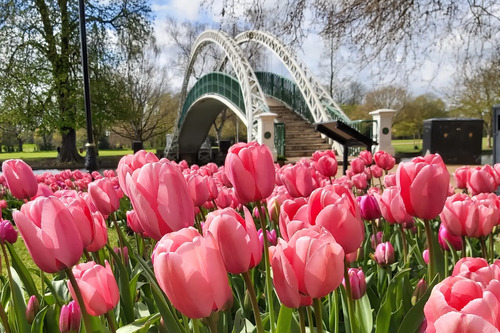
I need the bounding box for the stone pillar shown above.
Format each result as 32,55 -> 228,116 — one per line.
256,113 -> 278,161
369,109 -> 396,156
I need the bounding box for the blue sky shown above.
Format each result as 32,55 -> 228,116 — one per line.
150,0 -> 455,98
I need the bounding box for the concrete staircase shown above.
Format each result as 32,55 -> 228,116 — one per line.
270,105 -> 332,158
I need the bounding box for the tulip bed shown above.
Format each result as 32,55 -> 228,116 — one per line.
0,144 -> 499,333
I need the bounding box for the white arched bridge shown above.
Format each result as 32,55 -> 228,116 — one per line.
166,30 -> 378,163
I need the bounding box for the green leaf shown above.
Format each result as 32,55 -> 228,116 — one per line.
354,294 -> 373,333
129,271 -> 142,302
31,305 -> 49,333
106,244 -> 135,325
116,313 -> 161,333
397,275 -> 438,333
135,254 -> 183,333
10,266 -> 31,333
276,305 -> 293,333
6,242 -> 39,298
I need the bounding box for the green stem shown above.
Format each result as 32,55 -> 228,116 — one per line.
313,298 -> 323,333
307,307 -> 314,332
0,240 -> 17,328
490,232 -> 495,263
332,289 -> 339,333
461,236 -> 466,258
371,222 -> 378,247
0,298 -> 11,333
256,201 -> 275,333
343,260 -> 356,333
206,314 -> 218,333
66,268 -> 93,333
399,224 -> 408,266
83,250 -> 92,262
181,314 -> 190,333
104,311 -> 117,333
444,251 -> 449,278
111,213 -> 126,263
298,307 -> 306,333
423,219 -> 436,282
242,271 -> 264,333
480,237 -> 489,262
40,268 -> 44,296
193,319 -> 200,333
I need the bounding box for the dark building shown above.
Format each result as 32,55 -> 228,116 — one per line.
422,118 -> 483,165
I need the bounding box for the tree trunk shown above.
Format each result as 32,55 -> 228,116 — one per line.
17,137 -> 23,152
58,127 -> 84,163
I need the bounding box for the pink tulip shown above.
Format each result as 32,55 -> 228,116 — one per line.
315,151 -> 338,178
368,186 -> 381,196
424,275 -> 500,332
364,166 -> 372,180
343,268 -> 366,300
153,228 -> 233,318
203,208 -> 262,274
352,172 -> 368,190
350,158 -> 365,174
279,198 -> 310,241
13,197 -> 83,273
270,227 -> 345,307
383,172 -> 396,187
280,164 -> 316,198
0,220 -> 17,244
359,150 -> 373,166
412,279 -> 428,305
423,249 -> 430,264
86,212 -> 108,252
33,183 -> 54,199
186,174 -> 210,207
357,195 -> 381,220
213,168 -> 232,187
440,194 -> 478,237
224,142 -> 275,204
374,186 -> 413,224
0,200 -> 7,210
468,165 -> 498,195
126,162 -> 194,241
88,178 -> 120,216
2,159 -> 38,199
59,301 -> 81,333
215,187 -> 233,209
258,229 -> 277,248
60,194 -> 95,249
206,177 -> 218,201
438,225 -> 463,251
397,154 -> 449,220
454,166 -> 470,189
117,150 -> 159,196
374,151 -> 396,170
452,257 -> 497,286
126,210 -> 146,236
308,185 -> 364,254
470,196 -> 499,238
374,242 -> 395,266
73,170 -> 84,180
371,165 -> 384,178
114,246 -> 129,263
68,261 -> 119,316
179,160 -> 189,170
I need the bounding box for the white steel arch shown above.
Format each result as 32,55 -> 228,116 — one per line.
176,30 -> 269,142
232,30 -> 350,124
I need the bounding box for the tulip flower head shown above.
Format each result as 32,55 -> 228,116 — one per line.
2,159 -> 38,199
0,220 -> 17,244
26,295 -> 39,324
59,301 -> 81,333
343,268 -> 367,300
357,195 -> 381,221
374,242 -> 395,266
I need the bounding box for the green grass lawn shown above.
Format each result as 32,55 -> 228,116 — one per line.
393,137 -> 492,154
0,148 -> 156,161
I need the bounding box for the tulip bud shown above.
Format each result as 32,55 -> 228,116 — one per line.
422,249 -> 429,265
59,301 -> 81,333
343,268 -> 367,300
159,318 -> 168,333
411,279 -> 428,305
357,196 -> 381,221
26,295 -> 39,324
374,242 -> 395,266
0,220 -> 17,244
258,229 -> 277,249
438,225 -> 463,251
371,231 -> 383,249
114,246 -> 129,263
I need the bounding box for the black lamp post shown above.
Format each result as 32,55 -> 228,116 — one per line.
78,0 -> 98,172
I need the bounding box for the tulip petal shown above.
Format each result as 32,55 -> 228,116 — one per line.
433,312 -> 500,333
304,242 -> 344,298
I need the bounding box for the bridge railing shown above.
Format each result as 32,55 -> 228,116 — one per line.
274,122 -> 286,159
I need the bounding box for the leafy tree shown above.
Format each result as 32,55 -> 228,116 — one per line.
0,0 -> 152,162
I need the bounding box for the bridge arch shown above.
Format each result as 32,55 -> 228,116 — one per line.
230,30 -> 350,124
176,30 -> 269,143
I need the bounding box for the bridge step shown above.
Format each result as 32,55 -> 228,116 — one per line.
270,105 -> 332,159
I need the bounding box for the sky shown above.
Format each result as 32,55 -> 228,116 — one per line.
150,0 -> 457,98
